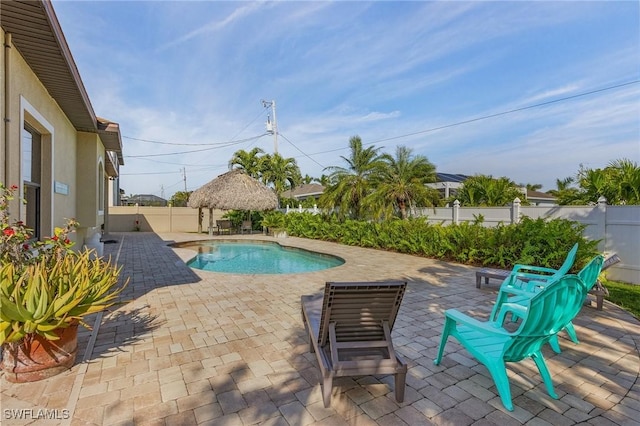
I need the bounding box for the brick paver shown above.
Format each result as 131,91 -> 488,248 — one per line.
1,232 -> 639,425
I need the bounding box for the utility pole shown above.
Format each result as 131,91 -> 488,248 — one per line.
181,167 -> 187,192
262,99 -> 278,153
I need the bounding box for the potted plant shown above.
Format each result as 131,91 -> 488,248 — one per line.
0,184 -> 128,382
261,211 -> 287,238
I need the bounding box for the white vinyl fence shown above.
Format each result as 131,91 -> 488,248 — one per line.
108,198 -> 639,284
414,198 -> 639,284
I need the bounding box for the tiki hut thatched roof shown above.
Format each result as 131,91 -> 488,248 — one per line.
188,169 -> 278,211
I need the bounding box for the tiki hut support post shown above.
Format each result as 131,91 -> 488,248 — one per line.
198,207 -> 203,234
208,208 -> 214,236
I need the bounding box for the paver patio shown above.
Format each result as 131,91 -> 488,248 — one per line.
1,232 -> 639,425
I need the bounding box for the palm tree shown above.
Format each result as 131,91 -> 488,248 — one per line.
260,153 -> 301,198
520,183 -> 543,192
607,158 -> 640,204
314,174 -> 331,186
555,159 -> 640,205
228,147 -> 265,179
319,136 -> 385,220
576,165 -> 614,204
548,177 -> 574,195
455,175 -> 522,206
547,177 -> 581,205
366,145 -> 438,219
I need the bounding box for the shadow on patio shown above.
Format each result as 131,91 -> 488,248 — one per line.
1,232 -> 638,425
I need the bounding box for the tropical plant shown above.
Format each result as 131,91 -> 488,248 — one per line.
280,211 -> 597,271
229,147 -> 266,179
607,158 -> 640,204
314,174 -> 331,186
453,175 -> 523,206
547,177 -> 580,204
260,210 -> 286,231
552,159 -> 640,205
521,183 -> 543,192
0,251 -> 126,345
1,184 -> 36,267
319,135 -> 385,220
169,191 -> 192,207
260,152 -> 302,197
0,184 -> 128,345
366,145 -> 439,220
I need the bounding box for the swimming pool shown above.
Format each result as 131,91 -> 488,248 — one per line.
179,240 -> 344,274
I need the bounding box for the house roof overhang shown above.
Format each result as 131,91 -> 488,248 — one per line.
97,118 -> 124,165
1,0 -> 123,160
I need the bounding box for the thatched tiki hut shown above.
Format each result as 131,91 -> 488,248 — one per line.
188,169 -> 278,234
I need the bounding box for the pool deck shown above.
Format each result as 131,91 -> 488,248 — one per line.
1,232 -> 639,425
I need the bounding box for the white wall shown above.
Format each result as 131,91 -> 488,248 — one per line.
416,199 -> 639,284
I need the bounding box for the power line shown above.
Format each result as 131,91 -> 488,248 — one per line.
123,136 -> 237,146
306,79 -> 640,157
230,103 -> 271,142
124,134 -> 267,158
122,106 -> 270,147
278,132 -> 325,168
120,170 -> 181,176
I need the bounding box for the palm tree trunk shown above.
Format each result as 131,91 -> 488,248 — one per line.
399,200 -> 407,220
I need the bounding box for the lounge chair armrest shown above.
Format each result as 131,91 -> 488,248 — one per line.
498,283 -> 538,297
512,264 -> 558,276
445,309 -> 512,336
524,279 -> 549,292
496,302 -> 528,325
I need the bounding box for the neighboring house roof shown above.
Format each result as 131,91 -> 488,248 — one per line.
436,173 -> 470,183
1,0 -> 123,167
526,189 -> 556,202
281,184 -> 325,199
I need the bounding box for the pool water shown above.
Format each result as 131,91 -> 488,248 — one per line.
183,240 -> 344,274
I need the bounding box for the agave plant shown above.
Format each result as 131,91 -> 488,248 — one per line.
0,250 -> 128,345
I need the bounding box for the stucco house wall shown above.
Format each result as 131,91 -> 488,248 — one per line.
1,1 -> 123,247
4,30 -> 81,238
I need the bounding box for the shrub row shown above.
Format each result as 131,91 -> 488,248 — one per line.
278,212 -> 600,271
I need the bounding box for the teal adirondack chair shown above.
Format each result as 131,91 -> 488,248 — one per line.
489,243 -> 578,325
491,255 -> 604,353
434,274 -> 588,411
496,243 -> 578,293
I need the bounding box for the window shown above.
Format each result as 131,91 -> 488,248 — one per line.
22,124 -> 42,238
98,161 -> 104,213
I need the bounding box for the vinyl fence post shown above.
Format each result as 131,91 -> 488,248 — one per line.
453,200 -> 460,225
512,198 -> 521,224
597,196 -> 607,253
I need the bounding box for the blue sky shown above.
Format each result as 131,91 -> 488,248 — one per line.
52,1 -> 639,198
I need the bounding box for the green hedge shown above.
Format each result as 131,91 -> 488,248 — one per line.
279,212 -> 600,271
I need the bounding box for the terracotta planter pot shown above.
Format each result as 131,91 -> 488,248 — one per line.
1,323 -> 78,383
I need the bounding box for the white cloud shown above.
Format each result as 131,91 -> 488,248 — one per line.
50,0 -> 639,197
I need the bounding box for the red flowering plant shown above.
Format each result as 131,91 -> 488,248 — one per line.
0,183 -> 127,346
0,183 -> 76,268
